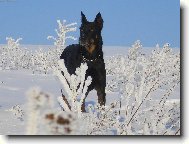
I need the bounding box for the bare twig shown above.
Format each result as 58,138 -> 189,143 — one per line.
127,82 -> 158,126
175,128 -> 180,135
103,101 -> 119,119
61,89 -> 71,111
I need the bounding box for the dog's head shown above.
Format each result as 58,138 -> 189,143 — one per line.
79,11 -> 103,54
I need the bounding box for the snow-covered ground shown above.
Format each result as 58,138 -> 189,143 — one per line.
0,45 -> 180,135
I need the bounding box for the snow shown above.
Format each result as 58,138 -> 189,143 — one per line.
0,45 -> 180,135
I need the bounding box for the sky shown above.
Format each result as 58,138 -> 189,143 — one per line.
0,0 -> 180,47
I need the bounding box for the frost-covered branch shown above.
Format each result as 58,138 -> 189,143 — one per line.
54,60 -> 92,117
47,20 -> 77,56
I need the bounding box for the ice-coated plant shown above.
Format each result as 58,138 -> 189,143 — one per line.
25,87 -> 79,135
0,37 -> 31,70
44,110 -> 78,135
0,20 -> 77,74
105,41 -> 180,135
27,20 -> 77,74
6,105 -> 24,121
26,87 -> 54,135
47,20 -> 77,57
54,60 -> 92,117
25,86 -> 120,135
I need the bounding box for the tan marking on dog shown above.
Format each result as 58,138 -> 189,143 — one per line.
86,44 -> 96,54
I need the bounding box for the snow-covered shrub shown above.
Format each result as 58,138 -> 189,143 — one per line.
26,87 -> 54,135
44,111 -> 77,135
0,37 -> 31,70
26,87 -> 81,135
29,20 -> 77,74
6,105 -> 24,121
105,41 -> 180,135
54,60 -> 92,117
29,48 -> 49,74
44,20 -> 77,71
25,86 -> 118,135
47,20 -> 77,56
0,20 -> 77,73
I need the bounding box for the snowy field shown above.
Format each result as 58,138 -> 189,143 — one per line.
0,21 -> 180,135
0,44 -> 180,135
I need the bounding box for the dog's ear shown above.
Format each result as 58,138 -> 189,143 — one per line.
95,12 -> 103,30
81,11 -> 87,24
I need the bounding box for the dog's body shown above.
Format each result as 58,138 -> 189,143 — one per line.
60,12 -> 106,112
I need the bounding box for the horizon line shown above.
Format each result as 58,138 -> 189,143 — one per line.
0,44 -> 180,48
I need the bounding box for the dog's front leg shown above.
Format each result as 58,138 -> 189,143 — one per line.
81,92 -> 88,112
97,87 -> 106,106
96,67 -> 106,106
81,86 -> 92,112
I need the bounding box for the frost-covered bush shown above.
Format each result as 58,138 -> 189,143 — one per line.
105,41 -> 180,135
25,87 -> 117,135
0,37 -> 31,70
29,48 -> 49,74
26,87 -> 54,134
47,20 -> 77,56
0,20 -> 77,73
6,105 -> 24,121
29,20 -> 77,74
54,60 -> 92,117
26,87 -> 79,135
34,20 -> 78,73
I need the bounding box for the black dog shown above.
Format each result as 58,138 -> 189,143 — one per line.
60,12 -> 106,112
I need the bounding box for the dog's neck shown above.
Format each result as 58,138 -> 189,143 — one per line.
80,45 -> 103,62
79,35 -> 103,62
